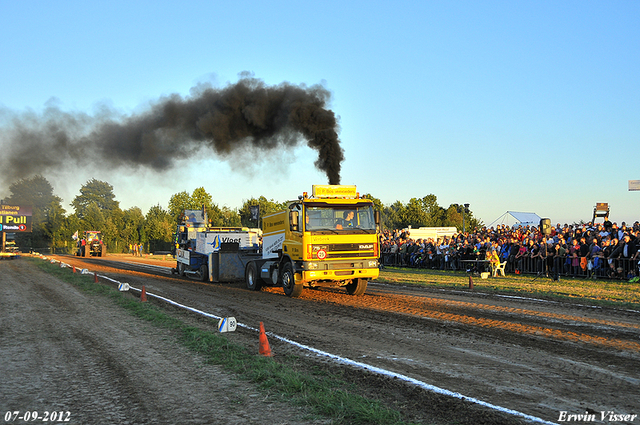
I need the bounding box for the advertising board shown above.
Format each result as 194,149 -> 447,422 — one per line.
0,205 -> 32,233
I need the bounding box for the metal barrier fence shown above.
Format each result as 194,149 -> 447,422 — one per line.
381,252 -> 639,280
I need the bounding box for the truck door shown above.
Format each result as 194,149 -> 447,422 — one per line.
287,203 -> 303,261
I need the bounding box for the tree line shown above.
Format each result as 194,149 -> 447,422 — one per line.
1,175 -> 480,253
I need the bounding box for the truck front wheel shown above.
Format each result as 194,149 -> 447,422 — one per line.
282,263 -> 303,298
345,278 -> 368,296
245,262 -> 263,291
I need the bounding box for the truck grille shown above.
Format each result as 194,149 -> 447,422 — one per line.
310,243 -> 376,260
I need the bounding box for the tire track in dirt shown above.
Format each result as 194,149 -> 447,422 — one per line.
281,286 -> 640,353
50,254 -> 640,423
2,259 -> 331,425
60,254 -> 640,352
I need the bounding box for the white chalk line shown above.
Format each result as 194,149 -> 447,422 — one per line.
44,256 -> 558,425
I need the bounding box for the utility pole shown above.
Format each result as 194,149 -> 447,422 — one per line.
457,203 -> 470,234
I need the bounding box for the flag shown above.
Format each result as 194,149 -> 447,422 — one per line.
72,231 -> 78,241
250,205 -> 260,221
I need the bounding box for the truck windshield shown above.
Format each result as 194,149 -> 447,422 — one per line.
304,205 -> 376,232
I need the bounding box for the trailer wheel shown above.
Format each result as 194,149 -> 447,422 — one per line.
345,278 -> 368,296
282,262 -> 303,298
245,262 -> 263,291
198,264 -> 208,282
178,262 -> 185,277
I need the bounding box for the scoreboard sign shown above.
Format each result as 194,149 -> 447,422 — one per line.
0,205 -> 32,233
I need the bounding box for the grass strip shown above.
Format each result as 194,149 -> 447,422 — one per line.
30,257 -> 414,425
378,267 -> 640,310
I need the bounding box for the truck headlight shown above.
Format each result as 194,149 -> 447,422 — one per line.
368,260 -> 378,268
307,263 -> 318,270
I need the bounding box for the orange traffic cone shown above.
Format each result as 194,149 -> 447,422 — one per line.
94,272 -> 98,283
141,285 -> 147,302
258,322 -> 272,357
469,275 -> 474,289
72,266 -> 76,273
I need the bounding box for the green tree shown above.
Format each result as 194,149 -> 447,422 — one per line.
405,198 -> 429,227
219,206 -> 242,227
191,187 -> 213,211
3,175 -> 65,251
399,195 -> 446,228
103,206 -> 124,252
70,179 -> 126,252
420,194 -> 444,227
43,200 -> 68,253
122,207 -> 145,249
66,214 -> 82,247
167,190 -> 191,223
144,204 -> 174,252
443,204 -> 464,229
167,187 -> 231,226
82,202 -> 106,230
446,203 -> 482,233
362,194 -> 384,213
238,196 -> 287,227
383,201 -> 407,230
72,179 -> 119,219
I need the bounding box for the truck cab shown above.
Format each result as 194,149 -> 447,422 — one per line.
247,185 -> 380,297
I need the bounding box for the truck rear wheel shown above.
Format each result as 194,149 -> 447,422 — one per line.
198,264 -> 208,282
177,262 -> 185,277
345,278 -> 367,296
245,262 -> 263,291
282,262 -> 303,298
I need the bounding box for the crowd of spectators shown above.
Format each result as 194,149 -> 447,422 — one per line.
381,220 -> 640,280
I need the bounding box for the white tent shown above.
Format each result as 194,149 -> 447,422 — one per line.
488,211 -> 542,228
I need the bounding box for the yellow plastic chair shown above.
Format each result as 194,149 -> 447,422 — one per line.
493,261 -> 507,277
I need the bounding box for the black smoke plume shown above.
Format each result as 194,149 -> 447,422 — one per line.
0,75 -> 344,186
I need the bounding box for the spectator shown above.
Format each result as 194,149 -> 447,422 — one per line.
569,239 -> 580,277
379,217 -> 639,279
486,248 -> 500,275
610,234 -> 637,277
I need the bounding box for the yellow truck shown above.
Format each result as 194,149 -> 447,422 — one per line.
245,185 -> 380,297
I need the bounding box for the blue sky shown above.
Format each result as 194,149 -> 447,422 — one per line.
0,0 -> 638,226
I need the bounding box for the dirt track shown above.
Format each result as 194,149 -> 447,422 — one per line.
0,258 -> 328,425
4,254 -> 640,424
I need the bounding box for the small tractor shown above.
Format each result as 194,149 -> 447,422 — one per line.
76,231 -> 107,257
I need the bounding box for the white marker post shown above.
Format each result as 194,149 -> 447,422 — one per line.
218,317 -> 237,333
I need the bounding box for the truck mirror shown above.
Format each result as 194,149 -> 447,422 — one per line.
290,211 -> 299,231
374,210 -> 380,226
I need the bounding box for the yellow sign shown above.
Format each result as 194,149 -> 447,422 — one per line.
312,185 -> 357,198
